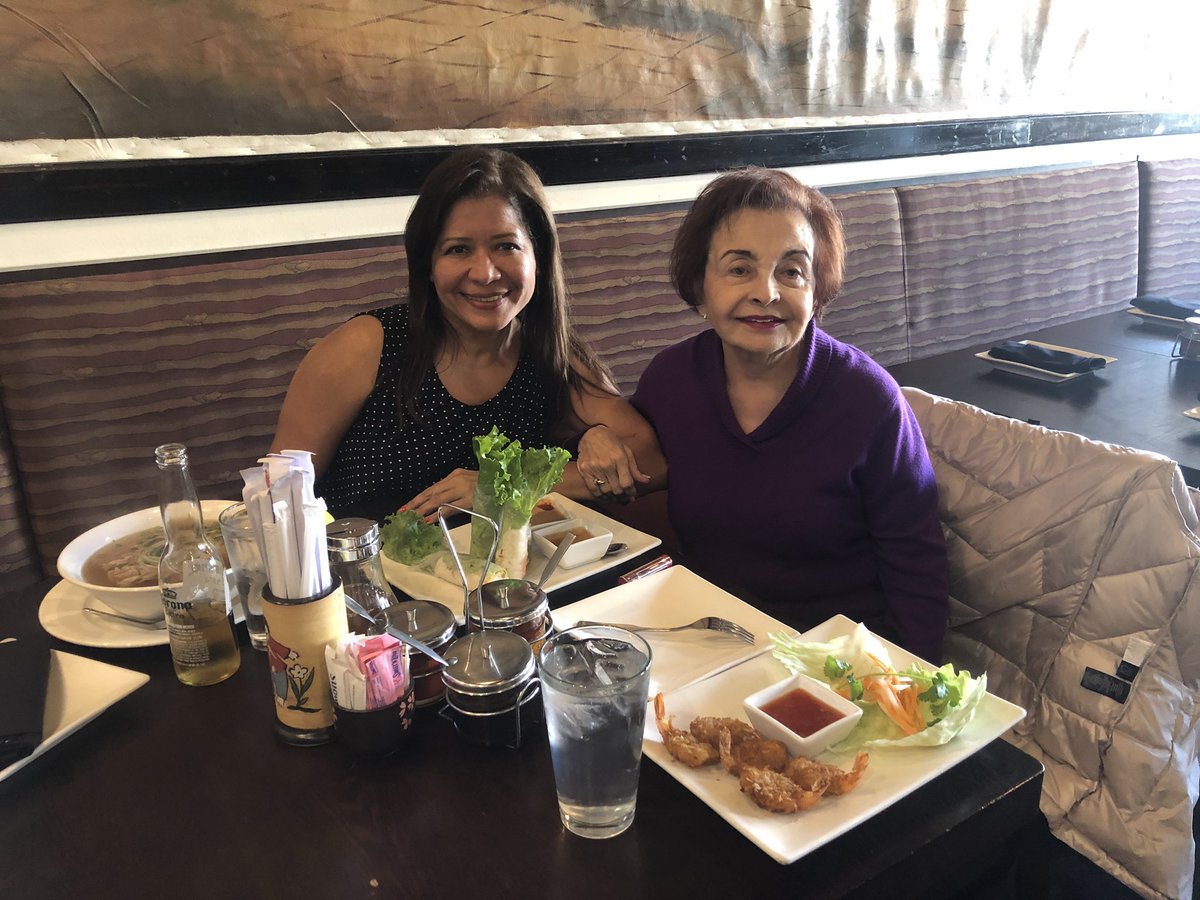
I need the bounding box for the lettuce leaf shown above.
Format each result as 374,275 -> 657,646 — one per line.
379,509 -> 444,565
469,427 -> 570,558
770,626 -> 987,750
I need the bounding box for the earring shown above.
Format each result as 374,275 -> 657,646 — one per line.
698,308 -> 708,320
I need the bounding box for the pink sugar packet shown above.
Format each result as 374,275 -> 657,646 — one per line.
327,634 -> 409,710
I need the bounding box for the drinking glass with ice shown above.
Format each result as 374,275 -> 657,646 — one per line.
537,626 -> 653,839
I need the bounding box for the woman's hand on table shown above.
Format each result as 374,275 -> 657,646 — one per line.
403,469 -> 479,520
577,424 -> 651,503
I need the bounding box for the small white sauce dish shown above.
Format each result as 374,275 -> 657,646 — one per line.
531,520 -> 613,569
744,671 -> 863,757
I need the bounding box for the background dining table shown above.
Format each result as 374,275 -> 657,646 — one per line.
888,308 -> 1200,487
1,565 -> 1043,900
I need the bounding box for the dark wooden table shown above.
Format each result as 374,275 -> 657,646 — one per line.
889,309 -> 1200,487
0,569 -> 1042,900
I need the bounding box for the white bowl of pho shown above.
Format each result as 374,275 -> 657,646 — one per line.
57,499 -> 237,620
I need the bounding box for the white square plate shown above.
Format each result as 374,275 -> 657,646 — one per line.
380,493 -> 660,616
976,340 -> 1116,383
643,614 -> 1026,864
0,650 -> 150,783
552,565 -> 797,697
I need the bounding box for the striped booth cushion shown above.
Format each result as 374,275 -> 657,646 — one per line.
559,205 -> 704,394
822,187 -> 908,366
900,162 -> 1140,358
0,242 -> 406,580
0,158 -> 1173,585
1138,157 -> 1200,300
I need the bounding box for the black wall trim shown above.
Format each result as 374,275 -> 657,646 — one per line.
3,112 -> 1197,226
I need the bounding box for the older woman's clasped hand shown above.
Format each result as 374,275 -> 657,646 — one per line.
577,424 -> 651,503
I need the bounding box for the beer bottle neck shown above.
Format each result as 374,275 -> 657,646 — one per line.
156,443 -> 205,545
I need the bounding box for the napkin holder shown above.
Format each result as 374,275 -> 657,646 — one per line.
262,575 -> 350,746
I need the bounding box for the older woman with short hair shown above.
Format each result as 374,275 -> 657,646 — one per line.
632,168 -> 948,662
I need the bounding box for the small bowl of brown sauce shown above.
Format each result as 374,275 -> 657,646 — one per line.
531,520 -> 613,569
743,672 -> 862,757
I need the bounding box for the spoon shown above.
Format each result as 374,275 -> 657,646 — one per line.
83,605 -> 167,628
535,531 -> 575,593
603,542 -> 628,558
343,594 -> 450,666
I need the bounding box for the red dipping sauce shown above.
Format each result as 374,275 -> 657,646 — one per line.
761,687 -> 846,737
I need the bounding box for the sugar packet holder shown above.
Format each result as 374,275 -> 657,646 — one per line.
326,634 -> 411,712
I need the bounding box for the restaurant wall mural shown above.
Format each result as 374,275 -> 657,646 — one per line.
1,0 -> 1196,166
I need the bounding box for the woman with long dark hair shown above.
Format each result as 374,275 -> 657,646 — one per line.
272,148 -> 664,522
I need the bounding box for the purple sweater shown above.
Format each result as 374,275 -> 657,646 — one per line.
632,326 -> 949,663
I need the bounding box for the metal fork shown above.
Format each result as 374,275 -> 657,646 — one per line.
572,617 -> 756,644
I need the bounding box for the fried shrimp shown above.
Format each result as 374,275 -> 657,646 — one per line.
738,765 -> 826,814
654,693 -> 719,767
662,705 -> 871,815
716,726 -> 789,775
783,751 -> 870,795
689,716 -> 756,747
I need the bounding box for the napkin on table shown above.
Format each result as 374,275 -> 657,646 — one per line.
988,340 -> 1107,375
0,642 -> 49,767
1130,296 -> 1200,320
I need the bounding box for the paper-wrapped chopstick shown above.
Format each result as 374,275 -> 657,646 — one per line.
241,451 -> 331,600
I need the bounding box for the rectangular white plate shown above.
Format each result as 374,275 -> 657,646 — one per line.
975,339 -> 1116,383
0,649 -> 150,783
380,493 -> 661,616
552,565 -> 798,697
643,614 -> 1026,864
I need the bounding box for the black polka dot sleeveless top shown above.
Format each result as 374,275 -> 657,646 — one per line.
315,305 -> 552,522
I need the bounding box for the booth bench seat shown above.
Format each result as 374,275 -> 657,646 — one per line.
1,156 -> 1196,586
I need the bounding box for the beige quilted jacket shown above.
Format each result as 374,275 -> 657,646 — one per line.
904,388 -> 1199,900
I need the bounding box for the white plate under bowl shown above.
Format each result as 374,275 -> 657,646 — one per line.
644,614 -> 1026,865
380,493 -> 660,618
975,340 -> 1116,383
0,650 -> 150,783
39,579 -> 245,650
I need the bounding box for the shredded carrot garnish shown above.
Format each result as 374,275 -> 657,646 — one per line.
863,676 -> 922,735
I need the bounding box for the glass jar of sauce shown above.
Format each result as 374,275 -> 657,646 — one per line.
385,600 -> 457,709
440,630 -> 541,748
466,579 -> 553,654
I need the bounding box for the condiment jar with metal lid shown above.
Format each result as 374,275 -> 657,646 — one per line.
386,599 -> 457,709
440,630 -> 541,748
467,579 -> 553,654
326,518 -> 397,633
